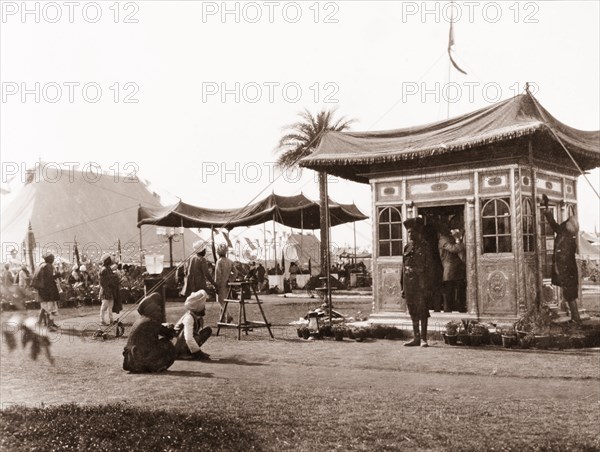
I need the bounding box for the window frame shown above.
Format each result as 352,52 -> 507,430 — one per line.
481,197 -> 512,254
377,206 -> 403,257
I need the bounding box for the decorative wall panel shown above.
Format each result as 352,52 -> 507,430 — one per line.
379,265 -> 404,311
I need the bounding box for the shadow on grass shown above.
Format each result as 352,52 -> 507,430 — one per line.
163,370 -> 217,378
204,357 -> 267,366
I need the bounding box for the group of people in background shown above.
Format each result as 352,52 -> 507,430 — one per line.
1,254 -> 145,330
2,263 -> 31,299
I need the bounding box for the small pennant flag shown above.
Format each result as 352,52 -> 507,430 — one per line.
448,13 -> 467,75
245,237 -> 256,250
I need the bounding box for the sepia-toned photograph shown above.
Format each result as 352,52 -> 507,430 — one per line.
1,1 -> 599,450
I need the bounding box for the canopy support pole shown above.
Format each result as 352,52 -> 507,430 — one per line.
272,213 -> 277,272
529,138 -> 543,309
300,209 -> 304,269
181,217 -> 185,265
263,223 -> 267,267
353,221 -> 357,266
318,171 -> 333,326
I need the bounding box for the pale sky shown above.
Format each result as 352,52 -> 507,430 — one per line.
1,0 -> 599,250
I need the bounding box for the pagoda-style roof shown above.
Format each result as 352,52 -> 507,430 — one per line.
300,93 -> 600,183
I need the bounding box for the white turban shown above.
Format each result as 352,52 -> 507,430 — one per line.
193,240 -> 207,253
185,289 -> 207,312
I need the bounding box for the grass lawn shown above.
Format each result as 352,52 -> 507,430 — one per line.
1,295 -> 599,451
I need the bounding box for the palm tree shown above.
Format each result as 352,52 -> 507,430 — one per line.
276,109 -> 354,275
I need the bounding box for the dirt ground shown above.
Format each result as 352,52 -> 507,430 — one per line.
2,295 -> 599,450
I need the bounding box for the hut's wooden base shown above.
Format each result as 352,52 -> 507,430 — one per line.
368,311 -> 519,327
368,307 -> 591,328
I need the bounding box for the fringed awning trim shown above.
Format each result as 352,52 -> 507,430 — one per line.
300,123 -> 599,168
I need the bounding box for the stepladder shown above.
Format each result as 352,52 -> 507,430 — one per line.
216,281 -> 274,340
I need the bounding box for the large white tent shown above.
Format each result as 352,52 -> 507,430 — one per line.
1,164 -> 200,267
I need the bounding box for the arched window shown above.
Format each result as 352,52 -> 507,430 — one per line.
567,204 -> 576,218
378,206 -> 402,257
522,198 -> 534,252
482,198 -> 512,253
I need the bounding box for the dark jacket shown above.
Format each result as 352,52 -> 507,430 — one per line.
439,234 -> 466,281
402,238 -> 434,319
99,265 -> 119,301
423,225 -> 443,290
32,263 -> 60,302
257,264 -> 266,281
123,294 -> 176,373
543,209 -> 578,292
182,255 -> 215,296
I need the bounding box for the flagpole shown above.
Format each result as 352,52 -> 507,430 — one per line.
447,51 -> 451,119
28,223 -> 35,272
447,0 -> 467,119
447,1 -> 453,119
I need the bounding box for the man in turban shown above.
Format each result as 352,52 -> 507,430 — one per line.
181,241 -> 216,297
122,293 -> 177,373
174,290 -> 212,361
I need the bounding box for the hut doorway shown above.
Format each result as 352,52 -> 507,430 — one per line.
418,204 -> 467,313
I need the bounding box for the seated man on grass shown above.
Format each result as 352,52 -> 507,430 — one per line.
123,293 -> 177,373
174,290 -> 213,361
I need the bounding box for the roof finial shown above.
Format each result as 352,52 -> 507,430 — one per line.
524,82 -> 530,94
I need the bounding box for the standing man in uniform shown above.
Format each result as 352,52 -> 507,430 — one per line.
402,217 -> 434,347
